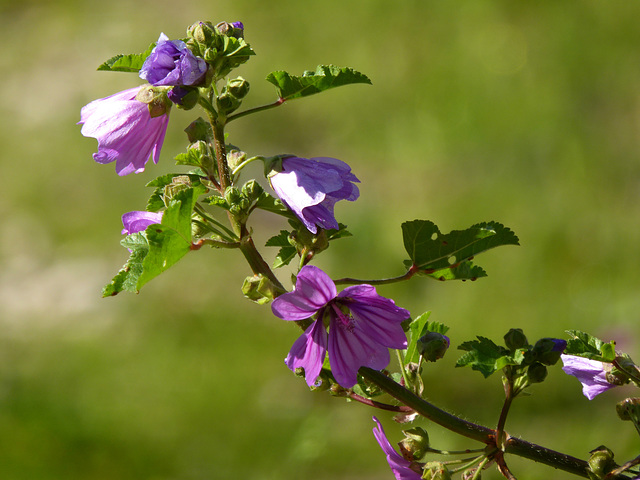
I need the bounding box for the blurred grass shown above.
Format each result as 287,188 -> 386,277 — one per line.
1,0 -> 640,478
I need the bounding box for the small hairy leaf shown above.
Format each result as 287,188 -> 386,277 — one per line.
456,336 -> 511,378
564,330 -> 617,362
266,65 -> 371,101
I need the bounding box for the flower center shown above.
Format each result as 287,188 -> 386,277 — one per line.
331,302 -> 355,332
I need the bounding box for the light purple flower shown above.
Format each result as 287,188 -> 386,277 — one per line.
270,157 -> 360,234
121,211 -> 164,235
79,87 -> 170,176
561,354 -> 617,400
272,265 -> 409,388
372,417 -> 422,480
139,33 -> 208,87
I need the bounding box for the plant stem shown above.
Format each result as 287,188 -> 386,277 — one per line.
496,378 -> 514,450
346,391 -> 415,413
395,349 -> 411,389
226,98 -> 286,123
334,265 -> 418,286
358,367 -> 598,478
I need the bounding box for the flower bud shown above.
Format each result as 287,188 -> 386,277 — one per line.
417,332 -> 450,362
168,86 -> 199,110
184,117 -> 213,143
227,77 -> 250,99
187,21 -> 216,45
423,462 -> 452,480
228,150 -> 247,171
527,361 -> 548,384
242,274 -> 278,305
616,397 -> 640,422
216,91 -> 242,115
135,85 -> 172,117
504,328 -> 529,351
241,179 -> 263,203
398,427 -> 429,461
532,338 -> 567,366
163,175 -> 192,201
587,445 -> 616,479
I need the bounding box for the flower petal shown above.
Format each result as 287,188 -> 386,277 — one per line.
121,211 -> 164,235
372,417 -> 422,480
271,265 -> 336,320
285,320 -> 328,386
561,354 -> 617,400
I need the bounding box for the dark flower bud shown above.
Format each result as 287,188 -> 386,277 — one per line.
398,427 -> 429,461
616,397 -> 640,422
504,328 -> 529,351
184,117 -> 213,143
587,445 -> 616,479
168,86 -> 200,110
527,361 -> 548,384
417,332 -> 450,362
532,338 -> 567,366
230,21 -> 245,38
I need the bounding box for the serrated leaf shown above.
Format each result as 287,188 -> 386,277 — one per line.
102,233 -> 150,296
97,42 -> 155,72
564,330 -> 616,362
402,220 -> 519,276
273,246 -> 297,268
266,65 -> 372,101
136,185 -> 205,289
326,224 -> 353,241
266,230 -> 291,247
456,336 -> 511,378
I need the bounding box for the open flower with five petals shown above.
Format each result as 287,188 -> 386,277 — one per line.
271,265 -> 409,388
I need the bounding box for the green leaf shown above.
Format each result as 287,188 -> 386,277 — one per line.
404,314 -> 451,364
102,233 -> 150,297
456,336 -> 511,378
326,223 -> 353,241
402,220 -> 519,277
265,231 -> 297,268
265,65 -> 372,101
253,192 -> 291,216
97,42 -> 155,72
564,330 -> 617,362
137,185 -> 205,289
266,230 -> 291,247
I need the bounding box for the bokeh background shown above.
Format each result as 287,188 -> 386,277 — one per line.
1,0 -> 640,479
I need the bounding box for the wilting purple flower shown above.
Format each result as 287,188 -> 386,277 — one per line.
139,33 -> 208,87
372,417 -> 422,480
121,211 -> 164,235
270,157 -> 360,234
79,87 -> 170,176
561,355 -> 617,400
272,265 -> 409,388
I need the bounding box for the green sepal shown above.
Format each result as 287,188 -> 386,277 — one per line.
102,233 -> 150,297
145,172 -> 207,212
564,330 -> 617,362
266,65 -> 371,101
456,336 -> 515,378
97,42 -> 155,72
137,185 -> 205,290
402,220 -> 519,279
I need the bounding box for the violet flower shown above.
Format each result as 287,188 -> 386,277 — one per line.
271,265 -> 409,388
121,211 -> 163,235
139,33 -> 208,87
561,354 -> 617,400
270,157 -> 359,234
372,417 -> 422,480
79,87 -> 170,176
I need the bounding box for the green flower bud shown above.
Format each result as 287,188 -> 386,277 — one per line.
241,179 -> 264,203
587,445 -> 616,479
217,91 -> 242,115
227,76 -> 250,99
184,117 -> 213,143
526,361 -> 548,384
187,21 -> 216,46
504,328 -> 529,351
241,274 -> 277,305
423,462 -> 451,480
135,85 -> 171,117
228,150 -> 248,171
398,427 -> 429,461
532,338 -> 567,366
163,175 -> 192,201
417,332 -> 450,362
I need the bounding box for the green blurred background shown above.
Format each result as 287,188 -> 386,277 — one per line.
1,0 -> 640,478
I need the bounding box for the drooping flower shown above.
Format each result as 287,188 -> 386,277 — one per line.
372,417 -> 422,480
139,33 -> 208,87
561,354 -> 618,400
269,157 -> 360,234
271,265 -> 409,388
79,87 -> 170,176
121,211 -> 164,235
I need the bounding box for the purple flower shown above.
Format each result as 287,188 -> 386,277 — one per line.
272,265 -> 409,388
372,417 -> 422,480
561,354 -> 617,400
79,87 -> 170,176
270,157 -> 360,234
231,21 -> 244,30
139,33 -> 208,87
121,211 -> 164,235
